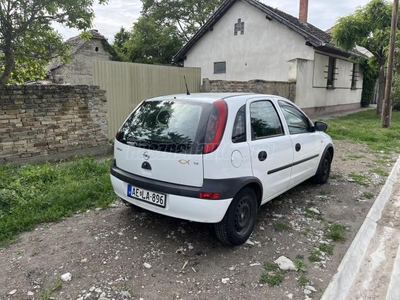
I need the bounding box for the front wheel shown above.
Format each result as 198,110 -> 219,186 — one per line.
313,151 -> 332,184
214,188 -> 258,246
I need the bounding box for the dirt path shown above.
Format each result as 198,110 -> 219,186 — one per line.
0,140 -> 397,300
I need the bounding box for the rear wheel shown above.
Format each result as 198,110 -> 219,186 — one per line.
313,151 -> 332,184
214,188 -> 258,246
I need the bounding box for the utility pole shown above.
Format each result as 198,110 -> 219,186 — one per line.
382,0 -> 399,128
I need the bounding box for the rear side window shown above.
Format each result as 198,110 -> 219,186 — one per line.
250,101 -> 283,140
232,105 -> 246,143
117,100 -> 210,153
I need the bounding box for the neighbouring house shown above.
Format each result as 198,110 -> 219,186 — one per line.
47,29 -> 113,85
173,0 -> 364,117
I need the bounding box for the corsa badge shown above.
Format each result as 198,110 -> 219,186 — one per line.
179,159 -> 190,165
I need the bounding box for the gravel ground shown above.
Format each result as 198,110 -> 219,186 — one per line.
0,140 -> 397,300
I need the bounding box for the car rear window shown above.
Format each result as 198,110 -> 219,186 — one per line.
116,100 -> 211,153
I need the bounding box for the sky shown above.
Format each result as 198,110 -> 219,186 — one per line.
53,0 -> 378,43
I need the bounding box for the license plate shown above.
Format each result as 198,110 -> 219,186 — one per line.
127,185 -> 166,208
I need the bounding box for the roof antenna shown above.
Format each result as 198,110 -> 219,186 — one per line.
184,76 -> 190,95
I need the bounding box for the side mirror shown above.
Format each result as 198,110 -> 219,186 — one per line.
314,121 -> 328,132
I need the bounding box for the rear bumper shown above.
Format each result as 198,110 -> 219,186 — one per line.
111,174 -> 232,223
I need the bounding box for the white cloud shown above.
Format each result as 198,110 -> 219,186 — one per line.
53,0 -> 142,42
261,0 -> 373,30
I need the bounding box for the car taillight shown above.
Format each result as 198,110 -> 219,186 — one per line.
203,99 -> 228,154
199,192 -> 221,199
115,131 -> 120,140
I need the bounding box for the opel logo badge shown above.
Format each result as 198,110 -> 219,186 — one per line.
143,151 -> 150,160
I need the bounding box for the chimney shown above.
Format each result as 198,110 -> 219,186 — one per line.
299,0 -> 309,23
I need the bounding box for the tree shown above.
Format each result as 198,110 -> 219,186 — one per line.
332,0 -> 397,113
113,27 -> 131,61
114,0 -> 223,65
141,0 -> 224,42
0,0 -> 108,88
116,16 -> 183,65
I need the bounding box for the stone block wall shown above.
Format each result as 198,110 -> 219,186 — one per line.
50,39 -> 111,85
0,85 -> 110,165
203,78 -> 296,101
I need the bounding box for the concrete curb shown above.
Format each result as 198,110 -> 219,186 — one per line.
321,155 -> 400,300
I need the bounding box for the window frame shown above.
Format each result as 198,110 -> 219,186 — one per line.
351,63 -> 358,90
278,100 -> 313,135
232,105 -> 247,143
249,100 -> 284,141
214,61 -> 226,74
327,57 -> 336,88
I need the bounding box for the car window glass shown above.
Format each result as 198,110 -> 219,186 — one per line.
232,105 -> 246,143
278,101 -> 311,134
250,101 -> 283,140
117,100 -> 210,153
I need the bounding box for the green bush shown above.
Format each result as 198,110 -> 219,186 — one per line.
360,58 -> 378,107
393,73 -> 400,111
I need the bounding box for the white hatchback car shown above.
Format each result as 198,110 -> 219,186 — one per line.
110,93 -> 333,245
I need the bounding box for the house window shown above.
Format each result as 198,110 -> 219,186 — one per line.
214,62 -> 226,74
351,63 -> 358,89
234,18 -> 245,35
95,47 -> 99,52
327,57 -> 336,88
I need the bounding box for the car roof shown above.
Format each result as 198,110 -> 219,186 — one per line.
147,93 -> 280,103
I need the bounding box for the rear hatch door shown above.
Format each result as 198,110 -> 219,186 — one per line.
115,99 -> 211,187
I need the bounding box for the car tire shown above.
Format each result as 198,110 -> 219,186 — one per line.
313,151 -> 332,184
214,188 -> 258,246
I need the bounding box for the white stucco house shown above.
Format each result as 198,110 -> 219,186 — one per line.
173,0 -> 364,116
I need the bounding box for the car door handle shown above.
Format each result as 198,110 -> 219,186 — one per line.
258,151 -> 267,161
295,143 -> 301,152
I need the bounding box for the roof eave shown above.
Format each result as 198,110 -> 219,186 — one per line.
314,44 -> 363,58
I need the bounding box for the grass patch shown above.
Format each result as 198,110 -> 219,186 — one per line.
318,243 -> 334,255
363,191 -> 374,199
325,223 -> 347,242
0,157 -> 115,246
347,154 -> 365,160
309,250 -> 322,262
374,158 -> 388,165
294,260 -> 307,272
319,189 -> 330,195
371,168 -> 389,177
263,262 -> 279,271
349,173 -> 370,186
304,208 -> 324,221
298,275 -> 310,287
330,173 -> 343,180
274,222 -> 291,231
260,273 -> 284,286
302,227 -> 315,237
40,278 -> 62,300
325,110 -> 400,152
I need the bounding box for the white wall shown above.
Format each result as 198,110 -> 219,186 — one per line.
312,52 -> 361,89
294,56 -> 363,109
184,1 -> 314,81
